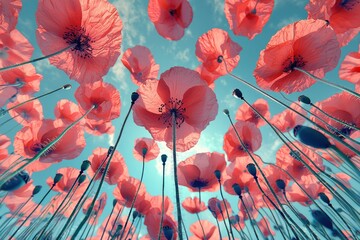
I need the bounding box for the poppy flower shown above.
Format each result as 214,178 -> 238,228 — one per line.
6,200 -> 41,227
150,195 -> 174,215
306,0 -> 360,46
0,28 -> 33,68
133,137 -> 160,162
237,192 -> 260,220
339,44 -> 360,85
113,176 -> 147,208
135,192 -> 153,216
195,64 -> 221,87
253,19 -> 340,93
133,66 -> 218,152
223,120 -> 262,161
270,102 -> 307,132
97,216 -> 135,240
258,217 -> 275,237
82,192 -> 107,225
0,0 -> 22,32
189,220 -> 220,240
7,94 -> 43,125
0,86 -> 16,107
0,135 -> 11,159
235,98 -> 270,127
54,99 -> 83,124
75,79 -> 121,124
208,197 -> 232,221
178,152 -> 226,192
148,0 -> 193,41
84,120 -> 115,136
224,0 -> 274,39
0,64 -> 42,95
48,194 -> 79,218
276,142 -> 324,181
182,197 -> 207,214
14,119 -> 86,163
35,0 -> 122,83
87,147 -> 128,185
144,208 -> 178,240
121,45 -> 159,85
3,180 -> 35,204
195,28 -> 242,76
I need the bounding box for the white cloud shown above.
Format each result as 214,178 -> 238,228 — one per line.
107,134 -> 115,146
109,60 -> 129,93
175,48 -> 190,62
221,93 -> 238,110
206,0 -> 224,16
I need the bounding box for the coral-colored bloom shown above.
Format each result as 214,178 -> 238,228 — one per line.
182,197 -> 207,214
150,195 -> 174,215
145,208 -> 178,240
195,64 -> 221,87
54,99 -> 83,124
75,79 -> 121,124
339,45 -> 360,85
135,192 -> 153,216
0,135 -> 11,160
235,98 -> 270,127
3,180 -> 35,204
306,0 -> 360,46
113,176 -> 147,208
7,94 -> 43,125
148,0 -> 193,41
270,103 -> 307,132
189,220 -> 219,240
14,119 -> 86,163
84,120 -> 115,136
36,0 -> 122,83
178,152 -> 226,192
87,147 -> 128,185
0,86 -> 16,107
82,192 -> 107,225
224,0 -> 274,39
133,137 -> 160,162
121,45 -> 159,85
254,19 -> 340,93
97,216 -> 135,240
0,28 -> 33,68
195,28 -> 242,76
223,120 -> 262,161
0,0 -> 22,31
133,66 -> 218,152
208,197 -> 232,221
258,217 -> 275,237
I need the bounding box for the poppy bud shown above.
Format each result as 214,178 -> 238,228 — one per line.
298,213 -> 310,225
217,55 -> 223,63
107,146 -> 114,156
318,192 -> 330,204
132,210 -> 139,219
81,160 -> 91,172
63,84 -> 72,90
293,125 -> 331,149
214,170 -> 221,180
232,89 -> 243,99
78,174 -> 87,184
276,179 -> 286,190
131,92 -> 139,103
112,199 -> 117,207
53,173 -> 63,184
223,109 -> 229,115
311,210 -> 333,230
142,147 -> 148,157
298,95 -> 311,105
163,226 -> 173,240
161,154 -> 167,164
32,185 -> 42,196
232,183 -> 242,196
246,163 -> 257,177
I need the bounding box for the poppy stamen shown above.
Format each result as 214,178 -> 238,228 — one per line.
63,26 -> 94,59
340,0 -> 358,10
158,97 -> 186,128
169,9 -> 176,16
282,55 -> 306,73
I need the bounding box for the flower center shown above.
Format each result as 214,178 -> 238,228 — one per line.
190,179 -> 209,189
158,97 -> 186,128
339,0 -> 358,10
63,26 -> 94,59
238,142 -> 250,152
169,9 -> 176,16
282,55 -> 306,73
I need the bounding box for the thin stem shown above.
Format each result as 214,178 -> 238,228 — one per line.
219,207 -> 231,239
239,196 -> 259,240
101,202 -> 117,240
0,44 -> 75,72
158,161 -> 166,240
218,180 -> 235,240
181,218 -> 189,240
214,217 -> 222,240
196,212 -> 206,240
330,145 -> 360,178
171,112 -> 184,240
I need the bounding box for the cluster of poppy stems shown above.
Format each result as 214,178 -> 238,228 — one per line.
0,0 -> 359,239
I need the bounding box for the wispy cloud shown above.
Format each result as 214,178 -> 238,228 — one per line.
175,48 -> 190,62
272,16 -> 303,29
109,61 -> 129,94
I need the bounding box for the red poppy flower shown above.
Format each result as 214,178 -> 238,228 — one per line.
0,86 -> 16,107
0,0 -> 22,32
54,99 -> 83,124
189,220 -> 219,240
237,193 -> 260,220
3,180 -> 35,204
270,103 -> 307,132
148,0 -> 193,41
182,197 -> 207,214
150,195 -> 174,215
223,120 -> 262,161
135,192 -> 152,216
14,119 -> 86,163
235,98 -> 270,127
144,208 -> 178,240
82,192 -> 107,225
75,79 -> 121,124
7,94 -> 43,125
121,45 -> 159,85
133,137 -> 160,162
339,44 -> 360,85
224,0 -> 274,39
0,28 -> 33,68
195,64 -> 221,87
208,197 -> 232,221
48,194 -> 79,218
0,135 -> 11,159
276,142 -> 324,181
133,66 -> 218,152
253,19 -> 340,93
195,28 -> 242,76
306,0 -> 360,46
87,147 -> 128,185
113,176 -> 147,208
84,120 -> 115,136
178,152 -> 226,192
258,217 -> 275,237
36,0 -> 122,83
0,64 -> 42,95
97,216 -> 135,240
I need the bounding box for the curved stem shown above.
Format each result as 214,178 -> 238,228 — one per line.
195,212 -> 206,240
214,217 -> 222,240
330,145 -> 360,178
158,161 -> 166,240
219,207 -> 231,239
218,180 -> 235,240
239,196 -> 259,240
101,202 -> 117,240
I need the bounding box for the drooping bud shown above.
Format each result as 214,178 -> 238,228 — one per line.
142,147 -> 148,157
311,210 -> 334,230
232,183 -> 242,196
163,226 -> 174,240
32,185 -> 42,196
232,89 -> 243,99
318,192 -> 330,204
161,154 -> 167,164
53,173 -> 63,184
298,213 -> 310,225
78,174 -> 87,185
81,160 -> 91,172
132,211 -> 139,219
131,92 -> 139,103
298,95 -> 311,105
246,163 -> 257,177
276,179 -> 286,190
63,84 -> 72,90
223,109 -> 229,115
293,125 -> 331,149
214,170 -> 221,181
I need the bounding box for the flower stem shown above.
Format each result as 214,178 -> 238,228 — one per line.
158,160 -> 166,240
196,212 -> 206,240
218,180 -> 235,240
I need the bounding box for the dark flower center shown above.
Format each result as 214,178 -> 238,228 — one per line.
31,138 -> 57,156
282,55 -> 306,73
190,179 -> 209,189
63,26 -> 94,59
169,9 -> 176,16
158,97 -> 186,128
238,142 -> 250,152
339,0 -> 359,10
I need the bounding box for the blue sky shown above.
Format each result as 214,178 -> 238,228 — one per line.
4,0 -> 360,238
